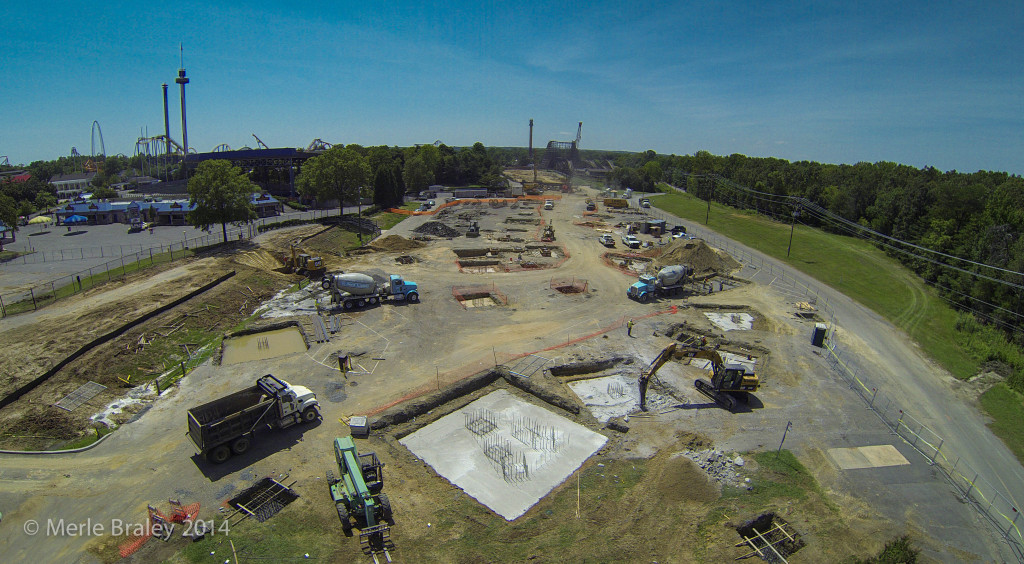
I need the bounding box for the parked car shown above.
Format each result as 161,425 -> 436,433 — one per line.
622,234 -> 641,249
599,234 -> 615,247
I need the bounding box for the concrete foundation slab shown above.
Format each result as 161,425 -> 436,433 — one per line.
399,389 -> 607,520
828,444 -> 911,470
704,312 -> 753,331
567,374 -> 677,422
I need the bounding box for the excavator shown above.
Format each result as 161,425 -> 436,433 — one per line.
687,349 -> 760,411
638,342 -> 677,411
282,245 -> 324,276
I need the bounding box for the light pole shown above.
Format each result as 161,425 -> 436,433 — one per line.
786,207 -> 800,258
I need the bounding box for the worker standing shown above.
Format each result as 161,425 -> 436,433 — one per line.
627,319 -> 635,337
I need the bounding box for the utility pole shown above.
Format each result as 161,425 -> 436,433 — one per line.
704,176 -> 712,225
787,207 -> 800,258
777,421 -> 793,456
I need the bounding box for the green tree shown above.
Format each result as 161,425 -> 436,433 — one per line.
90,186 -> 117,200
373,165 -> 403,209
296,146 -> 371,216
34,191 -> 57,212
403,155 -> 433,194
0,193 -> 17,249
186,160 -> 257,242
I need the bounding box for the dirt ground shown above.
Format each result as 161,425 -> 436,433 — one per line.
0,185 -> 1005,562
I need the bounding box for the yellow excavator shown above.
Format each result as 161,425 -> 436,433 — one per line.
282,245 -> 324,276
687,349 -> 760,411
638,342 -> 677,411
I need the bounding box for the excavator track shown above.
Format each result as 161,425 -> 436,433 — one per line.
694,378 -> 737,411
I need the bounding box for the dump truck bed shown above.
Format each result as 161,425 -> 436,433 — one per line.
187,386 -> 277,452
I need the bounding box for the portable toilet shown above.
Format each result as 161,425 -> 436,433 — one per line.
811,323 -> 827,347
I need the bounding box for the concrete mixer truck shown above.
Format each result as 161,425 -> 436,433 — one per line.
322,272 -> 420,309
627,264 -> 693,302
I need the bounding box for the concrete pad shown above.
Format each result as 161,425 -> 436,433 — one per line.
828,444 -> 910,470
688,353 -> 757,374
859,444 -> 911,467
399,389 -> 607,521
704,312 -> 753,331
567,374 -> 638,423
567,374 -> 678,422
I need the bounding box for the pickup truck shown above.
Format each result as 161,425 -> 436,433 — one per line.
640,198 -> 651,208
622,234 -> 641,249
599,234 -> 615,247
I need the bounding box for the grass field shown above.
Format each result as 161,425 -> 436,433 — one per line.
653,192 -> 973,376
652,191 -> 1024,463
979,384 -> 1024,463
142,449 -> 879,564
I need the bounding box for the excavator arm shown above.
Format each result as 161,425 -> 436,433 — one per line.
643,342 -> 678,380
639,343 -> 677,411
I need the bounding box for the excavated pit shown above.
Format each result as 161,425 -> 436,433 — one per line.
221,326 -> 308,365
735,512 -> 804,561
228,478 -> 300,523
548,357 -> 626,377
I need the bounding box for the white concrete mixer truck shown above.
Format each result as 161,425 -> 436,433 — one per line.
627,264 -> 693,302
322,272 -> 420,309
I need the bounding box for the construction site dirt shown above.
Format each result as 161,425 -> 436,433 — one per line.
0,187 -> 1016,563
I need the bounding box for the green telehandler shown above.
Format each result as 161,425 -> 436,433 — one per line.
327,436 -> 393,560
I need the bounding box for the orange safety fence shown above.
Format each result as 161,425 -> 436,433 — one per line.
388,195 -> 563,216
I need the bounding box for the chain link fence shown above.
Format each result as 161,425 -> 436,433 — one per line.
0,209 -> 384,318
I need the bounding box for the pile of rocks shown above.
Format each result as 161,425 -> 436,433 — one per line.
414,221 -> 461,238
682,448 -> 751,489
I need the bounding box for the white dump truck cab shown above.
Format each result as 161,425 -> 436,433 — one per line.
253,375 -> 322,428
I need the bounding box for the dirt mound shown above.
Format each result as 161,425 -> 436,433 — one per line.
655,454 -> 720,503
234,249 -> 284,271
369,234 -> 426,251
414,221 -> 461,238
652,239 -> 741,275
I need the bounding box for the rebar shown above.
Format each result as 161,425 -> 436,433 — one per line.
464,409 -> 498,436
511,416 -> 562,453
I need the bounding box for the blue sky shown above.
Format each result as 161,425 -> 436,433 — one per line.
2,1 -> 1022,173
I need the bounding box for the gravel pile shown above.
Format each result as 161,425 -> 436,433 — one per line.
414,221 -> 461,238
682,449 -> 751,489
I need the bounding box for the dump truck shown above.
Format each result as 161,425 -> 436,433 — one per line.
321,272 -> 419,309
328,436 -> 393,556
187,374 -> 320,463
627,264 -> 693,302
